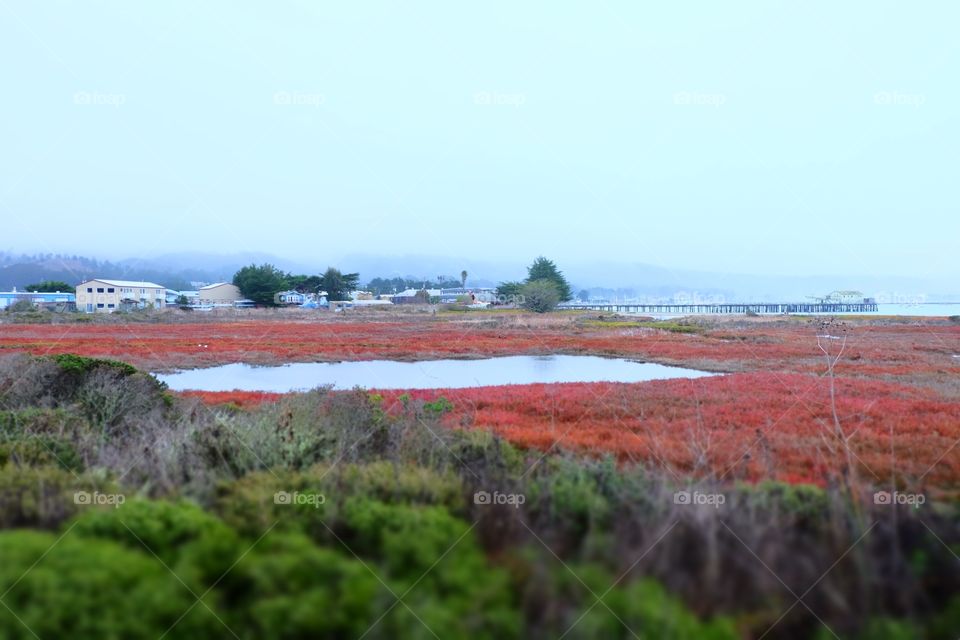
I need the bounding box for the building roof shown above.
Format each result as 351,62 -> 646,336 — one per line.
0,291 -> 75,299
394,288 -> 442,297
198,282 -> 238,290
79,279 -> 165,289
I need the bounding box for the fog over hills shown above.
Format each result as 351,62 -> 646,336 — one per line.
2,251 -> 954,302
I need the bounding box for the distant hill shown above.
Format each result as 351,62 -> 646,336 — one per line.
0,252 -> 217,291
0,251 -> 324,291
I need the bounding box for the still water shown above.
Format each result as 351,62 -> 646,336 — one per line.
155,355 -> 714,392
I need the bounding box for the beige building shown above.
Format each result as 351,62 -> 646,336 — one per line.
198,282 -> 242,305
76,279 -> 166,313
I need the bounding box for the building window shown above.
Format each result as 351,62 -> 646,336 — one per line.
86,287 -> 93,293
107,303 -> 115,308
97,288 -> 104,293
107,288 -> 115,293
97,303 -> 104,308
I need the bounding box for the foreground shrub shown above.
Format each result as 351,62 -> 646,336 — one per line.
0,465 -> 116,529
0,408 -> 91,472
567,570 -> 738,639
0,530 -> 220,639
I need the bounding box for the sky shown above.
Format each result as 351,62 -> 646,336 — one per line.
1,1 -> 957,280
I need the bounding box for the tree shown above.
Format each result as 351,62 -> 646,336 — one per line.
320,267 -> 360,301
520,279 -> 561,313
413,289 -> 431,304
25,280 -> 72,292
460,270 -> 468,289
577,289 -> 590,302
286,274 -> 322,293
496,281 -> 524,305
365,276 -> 460,294
526,256 -> 572,302
233,263 -> 288,306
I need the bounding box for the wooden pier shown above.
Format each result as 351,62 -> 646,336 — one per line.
560,302 -> 878,315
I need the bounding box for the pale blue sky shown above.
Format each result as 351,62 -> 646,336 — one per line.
1,1 -> 956,278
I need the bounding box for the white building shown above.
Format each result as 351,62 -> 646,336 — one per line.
76,279 -> 166,313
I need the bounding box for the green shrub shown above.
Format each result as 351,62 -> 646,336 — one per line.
225,531 -> 382,638
214,462 -> 463,541
50,353 -> 138,377
423,396 -> 454,415
0,530 -> 221,639
338,498 -> 520,638
744,481 -> 830,523
0,465 -> 115,529
812,617 -> 921,640
0,408 -> 90,471
527,457 -> 611,538
570,570 -> 738,639
73,499 -> 237,563
520,279 -> 562,313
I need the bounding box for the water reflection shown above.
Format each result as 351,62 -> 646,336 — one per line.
156,355 -> 715,392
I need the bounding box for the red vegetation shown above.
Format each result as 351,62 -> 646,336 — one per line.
379,373 -> 960,487
2,316 -> 957,486
177,390 -> 283,408
1,318 -> 957,382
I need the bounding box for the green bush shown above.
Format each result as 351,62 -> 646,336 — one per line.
0,465 -> 115,529
0,408 -> 90,472
0,530 -> 221,639
225,531 -> 382,638
520,279 -> 562,313
72,499 -> 237,563
570,570 -> 738,639
49,353 -> 138,377
214,462 -> 464,541
338,498 -> 520,638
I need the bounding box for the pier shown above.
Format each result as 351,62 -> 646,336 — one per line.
560,302 -> 878,315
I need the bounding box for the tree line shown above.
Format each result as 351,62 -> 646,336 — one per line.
232,265 -> 359,306
233,257 -> 575,311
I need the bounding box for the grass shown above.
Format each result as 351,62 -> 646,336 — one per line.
582,319 -> 703,333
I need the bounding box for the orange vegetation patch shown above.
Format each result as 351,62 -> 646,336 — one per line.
1,318 -> 958,384
177,390 -> 283,408
378,373 -> 960,487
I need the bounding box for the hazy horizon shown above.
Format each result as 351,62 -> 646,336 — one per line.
2,2 -> 957,280
2,248 -> 956,301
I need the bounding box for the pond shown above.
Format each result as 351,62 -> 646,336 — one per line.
155,355 -> 715,392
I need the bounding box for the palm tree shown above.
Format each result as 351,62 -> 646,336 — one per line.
460,270 -> 468,289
